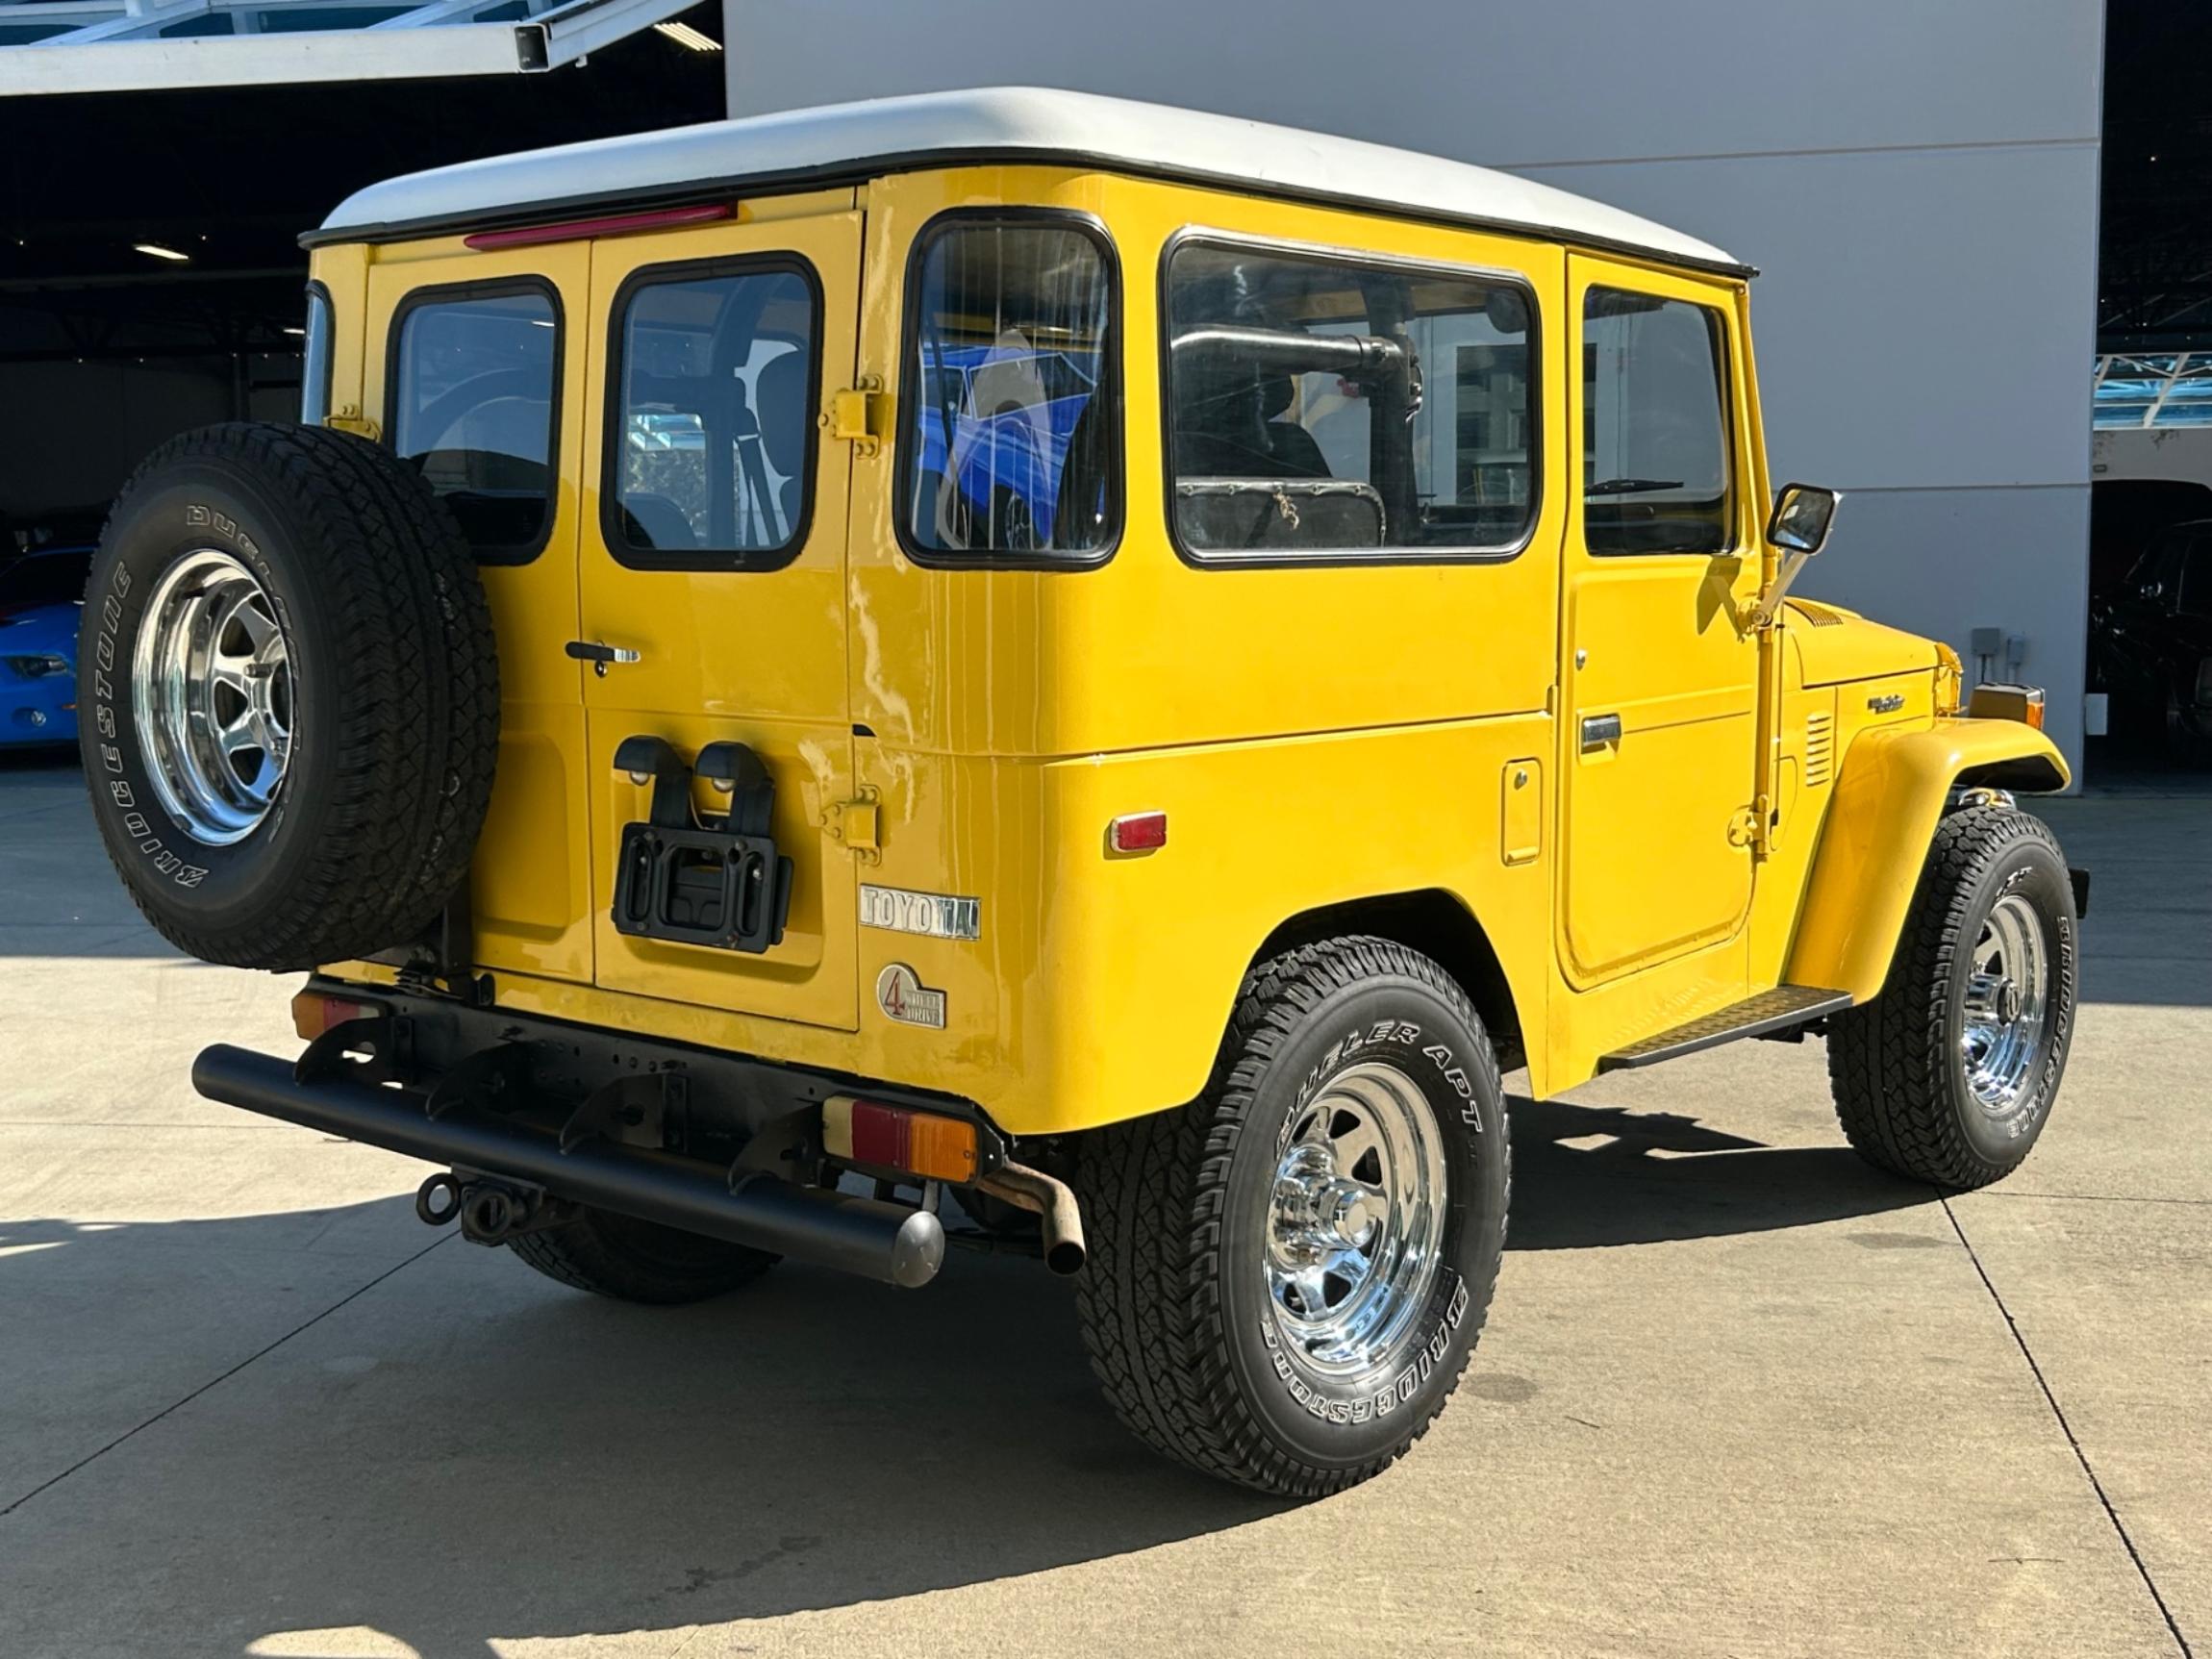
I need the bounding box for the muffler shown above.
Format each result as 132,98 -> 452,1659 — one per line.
192,1043 -> 943,1288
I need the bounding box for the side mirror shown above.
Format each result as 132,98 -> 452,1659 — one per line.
1767,483 -> 1841,555
1752,483 -> 1843,627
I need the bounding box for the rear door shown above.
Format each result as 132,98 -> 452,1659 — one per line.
579,207 -> 865,1029
366,244 -> 595,985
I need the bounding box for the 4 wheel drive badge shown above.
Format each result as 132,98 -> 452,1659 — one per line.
1867,692 -> 1905,714
875,963 -> 947,1029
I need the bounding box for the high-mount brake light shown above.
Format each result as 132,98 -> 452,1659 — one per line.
823,1095 -> 979,1182
464,203 -> 735,252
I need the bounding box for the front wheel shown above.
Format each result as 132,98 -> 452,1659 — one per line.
1074,937 -> 1509,1496
1828,807 -> 2079,1189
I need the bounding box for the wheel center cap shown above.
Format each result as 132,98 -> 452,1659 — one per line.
1271,1148 -> 1381,1252
1995,977 -> 2023,1023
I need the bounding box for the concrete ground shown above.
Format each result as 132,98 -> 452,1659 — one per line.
0,749 -> 2204,1659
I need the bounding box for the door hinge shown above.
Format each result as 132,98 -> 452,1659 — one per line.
1726,803 -> 1763,848
823,788 -> 880,859
826,377 -> 888,457
326,405 -> 381,442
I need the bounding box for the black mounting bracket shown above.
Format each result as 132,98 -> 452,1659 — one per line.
611,736 -> 793,955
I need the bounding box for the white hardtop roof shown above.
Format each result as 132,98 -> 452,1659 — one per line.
314,86 -> 1747,274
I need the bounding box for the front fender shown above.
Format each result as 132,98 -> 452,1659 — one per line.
1785,717 -> 2069,1002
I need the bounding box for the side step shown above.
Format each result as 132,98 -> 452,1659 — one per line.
1596,984 -> 1852,1073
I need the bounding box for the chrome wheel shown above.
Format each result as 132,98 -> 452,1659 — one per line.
1265,1061 -> 1447,1378
131,548 -> 292,846
1961,893 -> 2050,1114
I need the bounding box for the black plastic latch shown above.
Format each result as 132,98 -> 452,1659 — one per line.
611,737 -> 794,955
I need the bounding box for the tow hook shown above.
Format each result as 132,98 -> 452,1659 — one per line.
415,1170 -> 566,1246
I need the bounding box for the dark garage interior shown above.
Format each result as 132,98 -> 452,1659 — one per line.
0,12 -> 724,548
2090,1 -> 2212,773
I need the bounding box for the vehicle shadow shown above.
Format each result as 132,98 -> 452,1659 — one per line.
0,1197 -> 1276,1659
1504,1093 -> 1927,1249
0,1095 -> 1935,1656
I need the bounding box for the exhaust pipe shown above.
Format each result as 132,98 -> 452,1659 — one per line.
192,1044 -> 943,1289
978,1159 -> 1086,1276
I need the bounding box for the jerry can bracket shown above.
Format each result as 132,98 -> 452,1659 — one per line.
611,735 -> 793,955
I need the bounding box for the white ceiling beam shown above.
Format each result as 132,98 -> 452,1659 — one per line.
0,18 -> 534,89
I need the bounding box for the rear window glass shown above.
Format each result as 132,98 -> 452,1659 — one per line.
390,286 -> 558,561
901,218 -> 1119,563
610,262 -> 817,566
1165,240 -> 1535,561
1581,289 -> 1732,556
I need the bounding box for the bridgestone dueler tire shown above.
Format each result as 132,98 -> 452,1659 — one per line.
1074,937 -> 1510,1497
79,422 -> 499,969
508,1207 -> 779,1305
1827,807 -> 2079,1190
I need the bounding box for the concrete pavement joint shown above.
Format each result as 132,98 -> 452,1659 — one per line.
0,1232 -> 453,1521
1941,1194 -> 2194,1657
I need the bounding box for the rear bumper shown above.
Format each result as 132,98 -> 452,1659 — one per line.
187,986 -> 1012,1289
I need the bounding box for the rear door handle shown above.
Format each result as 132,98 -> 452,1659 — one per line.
1580,713 -> 1622,749
566,640 -> 642,677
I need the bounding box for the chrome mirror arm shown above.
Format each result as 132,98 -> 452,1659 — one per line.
1752,546 -> 1817,629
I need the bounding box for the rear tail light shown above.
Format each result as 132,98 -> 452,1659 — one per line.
822,1095 -> 978,1182
290,990 -> 383,1041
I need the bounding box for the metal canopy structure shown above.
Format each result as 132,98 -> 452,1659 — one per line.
0,0 -> 702,92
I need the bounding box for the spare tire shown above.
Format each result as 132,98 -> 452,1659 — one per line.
79,422 -> 499,970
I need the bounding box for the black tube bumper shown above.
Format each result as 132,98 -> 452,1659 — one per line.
191,1043 -> 943,1288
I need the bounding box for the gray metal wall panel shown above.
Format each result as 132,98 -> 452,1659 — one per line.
726,0 -> 2105,774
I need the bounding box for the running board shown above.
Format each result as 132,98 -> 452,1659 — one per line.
1596,984 -> 1853,1072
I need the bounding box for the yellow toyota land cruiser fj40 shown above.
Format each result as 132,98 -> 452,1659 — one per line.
83,88 -> 2084,1496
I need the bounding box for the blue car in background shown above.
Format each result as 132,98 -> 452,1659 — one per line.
915,342 -> 1098,543
0,543 -> 90,748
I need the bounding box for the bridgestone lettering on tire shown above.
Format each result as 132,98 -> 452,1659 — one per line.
1827,807 -> 2078,1190
1074,936 -> 1510,1497
79,422 -> 500,970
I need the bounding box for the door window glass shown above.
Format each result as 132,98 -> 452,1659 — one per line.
390,286 -> 558,560
901,217 -> 1119,563
1165,239 -> 1535,560
1582,289 -> 1731,556
610,263 -> 818,566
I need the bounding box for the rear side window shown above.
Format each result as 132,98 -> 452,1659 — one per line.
1581,289 -> 1731,556
608,260 -> 819,569
390,284 -> 559,562
1165,239 -> 1536,562
900,215 -> 1119,565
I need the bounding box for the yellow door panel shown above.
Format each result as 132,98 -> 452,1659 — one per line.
363,242 -> 594,985
1557,254 -> 1763,991
579,206 -> 864,1031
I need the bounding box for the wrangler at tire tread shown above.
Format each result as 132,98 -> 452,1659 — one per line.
1072,935 -> 1508,1496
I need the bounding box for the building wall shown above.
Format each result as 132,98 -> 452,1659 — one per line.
728,0 -> 2104,771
